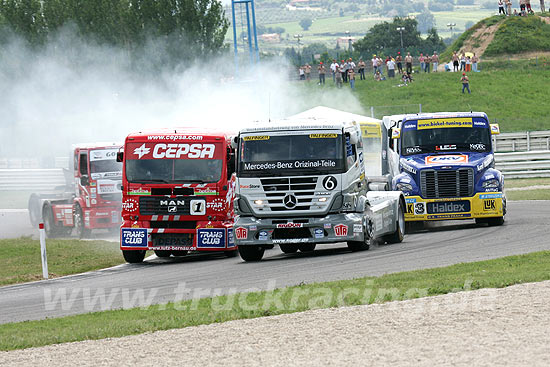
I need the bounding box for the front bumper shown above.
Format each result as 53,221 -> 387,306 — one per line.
234,213 -> 366,246
84,207 -> 121,229
404,192 -> 504,221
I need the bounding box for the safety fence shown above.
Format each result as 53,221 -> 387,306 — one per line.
495,151 -> 550,179
493,130 -> 550,152
0,169 -> 66,191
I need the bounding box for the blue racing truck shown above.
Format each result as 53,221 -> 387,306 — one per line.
382,112 -> 506,227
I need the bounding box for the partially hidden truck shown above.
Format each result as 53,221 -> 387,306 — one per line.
381,112 -> 505,227
28,143 -> 123,238
232,108 -> 406,262
118,129 -> 237,263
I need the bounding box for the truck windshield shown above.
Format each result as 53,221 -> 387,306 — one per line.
126,159 -> 222,183
90,149 -> 122,175
238,132 -> 345,177
401,123 -> 492,156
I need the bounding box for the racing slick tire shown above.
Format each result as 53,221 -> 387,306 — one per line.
42,204 -> 59,238
347,240 -> 370,252
238,245 -> 265,262
224,250 -> 238,258
298,243 -> 316,252
154,250 -> 171,258
122,250 -> 146,263
172,250 -> 188,257
28,194 -> 42,228
384,199 -> 406,244
279,244 -> 298,254
74,205 -> 91,239
487,216 -> 505,226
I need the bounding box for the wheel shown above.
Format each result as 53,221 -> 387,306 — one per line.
122,250 -> 146,263
279,244 -> 298,254
172,250 -> 188,257
74,205 -> 91,239
28,194 -> 41,228
298,243 -> 316,252
154,250 -> 171,258
238,245 -> 265,262
405,221 -> 424,233
347,240 -> 370,252
224,250 -> 238,258
384,199 -> 405,244
487,216 -> 504,226
42,205 -> 59,238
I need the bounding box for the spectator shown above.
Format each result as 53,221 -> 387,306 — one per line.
425,54 -> 431,73
335,64 -> 343,88
348,68 -> 356,90
372,55 -> 378,74
461,73 -> 471,94
472,53 -> 479,72
299,66 -> 305,80
357,59 -> 366,80
432,51 -> 439,72
460,53 -> 466,71
377,56 -> 385,78
348,58 -> 356,76
526,0 -> 533,13
419,53 -> 425,72
513,8 -> 519,15
452,51 -> 459,72
506,0 -> 512,15
330,59 -> 339,82
498,0 -> 506,15
387,57 -> 396,78
520,0 -> 526,15
341,59 -> 348,83
396,52 -> 403,74
405,52 -> 413,74
305,63 -> 311,81
318,62 -> 326,85
465,56 -> 472,72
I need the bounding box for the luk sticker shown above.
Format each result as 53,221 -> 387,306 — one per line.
425,155 -> 468,165
483,199 -> 496,211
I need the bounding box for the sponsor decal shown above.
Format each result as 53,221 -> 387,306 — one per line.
276,222 -> 303,228
243,135 -> 270,141
414,202 -> 426,215
314,228 -> 324,239
427,213 -> 471,219
483,199 -> 496,211
322,176 -> 338,190
258,231 -> 268,241
469,143 -> 486,151
353,224 -> 362,233
128,188 -> 151,196
91,193 -> 96,199
250,225 -> 257,231
435,145 -> 456,151
97,180 -> 119,194
235,227 -> 248,240
121,228 -> 147,247
427,201 -> 471,214
242,160 -> 337,171
147,135 -> 203,141
207,198 -> 226,212
425,155 -> 468,165
334,224 -> 348,237
273,238 -> 309,244
405,147 -> 422,154
133,144 -> 151,159
403,123 -> 416,130
407,203 -> 414,214
132,143 -> 216,159
477,155 -> 494,172
239,184 -> 260,189
490,124 -> 500,134
400,160 -> 417,174
91,188 -> 97,193
479,193 -> 502,199
194,188 -> 217,195
91,199 -> 97,205
190,199 -> 206,215
197,229 -> 226,248
228,228 -> 234,245
309,133 -> 337,139
405,197 -> 417,203
417,118 -> 473,130
324,223 -> 332,229
90,149 -> 118,161
474,121 -> 488,127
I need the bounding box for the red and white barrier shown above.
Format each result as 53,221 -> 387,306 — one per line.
38,223 -> 49,279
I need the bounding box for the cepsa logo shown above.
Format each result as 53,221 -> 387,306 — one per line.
132,143 -> 215,159
425,155 -> 468,165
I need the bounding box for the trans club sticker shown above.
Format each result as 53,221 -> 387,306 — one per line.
197,228 -> 226,248
121,228 -> 148,247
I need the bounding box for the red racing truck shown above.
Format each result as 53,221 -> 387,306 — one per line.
28,143 -> 123,238
118,129 -> 237,263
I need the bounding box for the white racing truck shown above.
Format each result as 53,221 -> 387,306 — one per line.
232,108 -> 406,262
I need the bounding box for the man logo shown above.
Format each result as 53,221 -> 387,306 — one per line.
168,206 -> 177,213
283,194 -> 297,209
235,227 -> 248,239
483,199 -> 496,211
334,224 -> 348,237
323,176 -> 337,190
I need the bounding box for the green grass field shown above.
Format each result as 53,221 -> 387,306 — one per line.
1,250 -> 550,351
0,237 -> 125,286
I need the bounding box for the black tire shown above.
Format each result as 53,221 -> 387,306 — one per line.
405,221 -> 424,233
347,240 -> 370,252
154,250 -> 171,258
42,205 -> 59,238
298,243 -> 316,252
74,205 -> 91,239
238,245 -> 265,262
279,244 -> 298,254
172,250 -> 188,257
122,250 -> 146,263
28,194 -> 41,228
384,199 -> 405,244
487,216 -> 504,226
224,250 -> 238,258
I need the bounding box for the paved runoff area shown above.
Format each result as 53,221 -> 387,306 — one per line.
2,280 -> 550,366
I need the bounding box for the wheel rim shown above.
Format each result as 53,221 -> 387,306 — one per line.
75,208 -> 84,237
398,205 -> 405,236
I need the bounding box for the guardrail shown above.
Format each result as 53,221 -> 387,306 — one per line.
494,130 -> 550,152
0,169 -> 66,191
495,150 -> 550,179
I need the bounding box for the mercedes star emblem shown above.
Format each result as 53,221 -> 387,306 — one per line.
283,194 -> 297,209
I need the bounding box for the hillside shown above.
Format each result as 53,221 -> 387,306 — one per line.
442,14 -> 550,60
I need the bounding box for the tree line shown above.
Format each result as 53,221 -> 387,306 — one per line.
0,0 -> 229,67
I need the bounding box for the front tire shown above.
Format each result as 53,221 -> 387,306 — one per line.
42,205 -> 59,238
122,250 -> 146,263
487,216 -> 504,226
154,250 -> 171,258
279,244 -> 298,254
384,199 -> 405,244
238,245 -> 265,262
347,240 -> 370,252
298,243 -> 316,252
74,205 -> 91,239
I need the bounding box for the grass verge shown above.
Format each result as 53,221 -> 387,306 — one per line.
1,250 -> 550,351
0,237 -> 124,286
506,189 -> 550,201
505,177 -> 550,188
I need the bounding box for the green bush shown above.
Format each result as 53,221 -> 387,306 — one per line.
484,16 -> 550,56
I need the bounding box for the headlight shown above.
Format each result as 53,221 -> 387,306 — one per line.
482,178 -> 499,189
396,182 -> 413,192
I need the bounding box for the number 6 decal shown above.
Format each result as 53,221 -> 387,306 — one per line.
323,176 -> 337,190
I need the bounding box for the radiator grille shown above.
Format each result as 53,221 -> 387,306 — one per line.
420,168 -> 474,199
260,177 -> 318,211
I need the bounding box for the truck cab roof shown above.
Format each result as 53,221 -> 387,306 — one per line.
125,128 -> 235,142
383,112 -> 489,129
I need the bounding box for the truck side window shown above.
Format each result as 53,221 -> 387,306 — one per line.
388,128 -> 394,151
79,153 -> 88,175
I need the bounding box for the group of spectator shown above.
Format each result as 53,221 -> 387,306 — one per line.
449,51 -> 480,72
498,0 -> 536,16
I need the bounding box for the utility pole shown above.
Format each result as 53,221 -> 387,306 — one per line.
396,27 -> 405,51
447,23 -> 456,38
